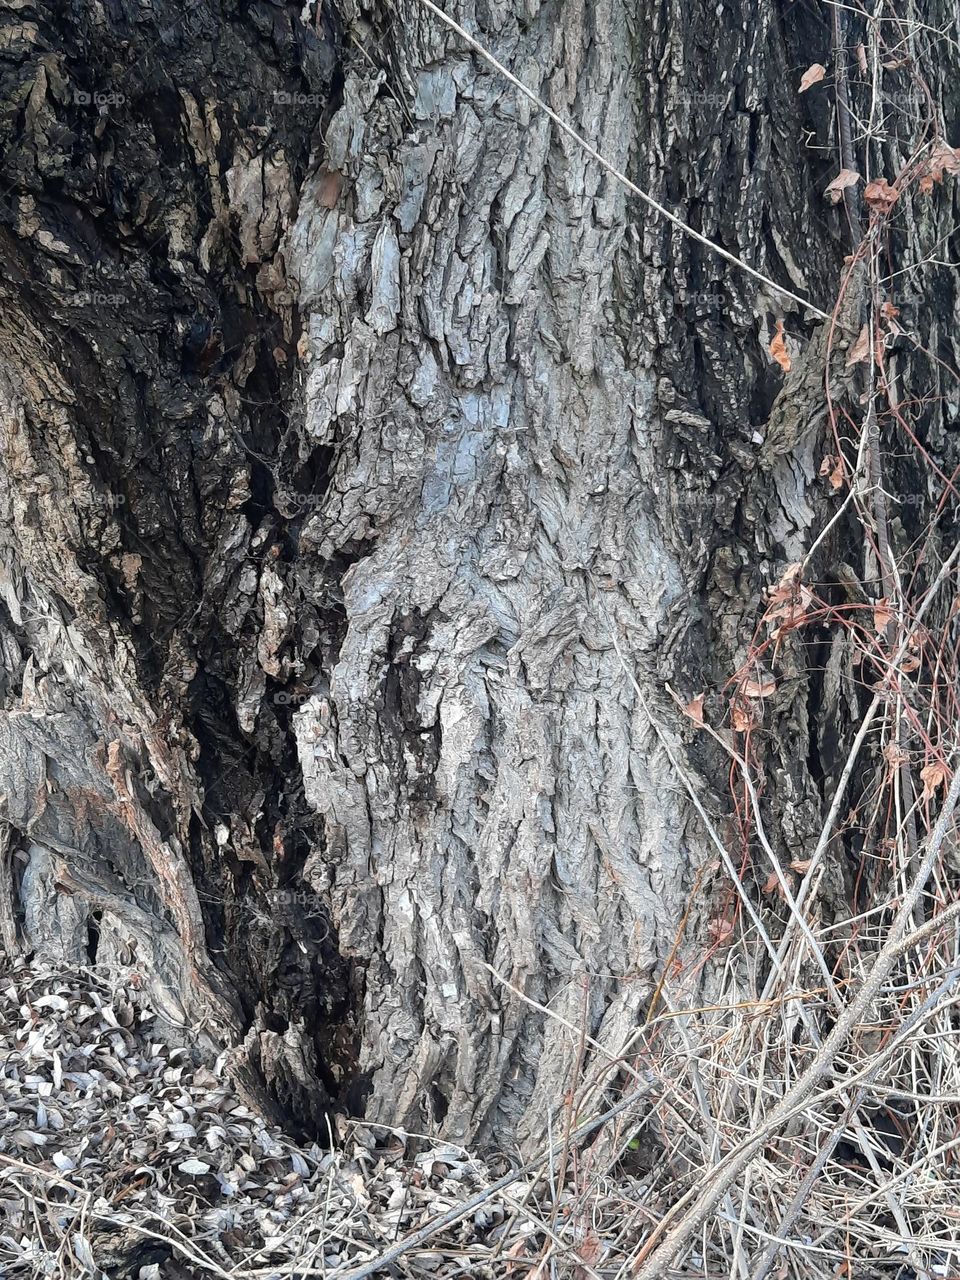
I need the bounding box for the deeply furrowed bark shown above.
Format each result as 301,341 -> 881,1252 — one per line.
0,0 -> 958,1162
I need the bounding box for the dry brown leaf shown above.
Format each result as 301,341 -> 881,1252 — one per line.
790,857 -> 813,874
506,1237 -> 530,1275
743,677 -> 776,699
883,739 -> 908,770
761,870 -> 780,895
682,693 -> 705,726
766,567 -> 800,611
863,178 -> 898,212
731,703 -> 753,732
873,597 -> 893,632
920,761 -> 949,800
799,63 -> 826,92
856,43 -> 868,75
766,575 -> 814,636
708,916 -> 735,945
577,1232 -> 606,1267
825,168 -> 860,204
770,319 -> 791,372
927,141 -> 960,184
845,323 -> 871,367
774,561 -> 802,590
819,453 -> 845,490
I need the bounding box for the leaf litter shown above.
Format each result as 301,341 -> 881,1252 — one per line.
0,959 -> 655,1279
0,959 -> 511,1279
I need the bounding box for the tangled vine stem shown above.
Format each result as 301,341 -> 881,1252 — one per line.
646,6 -> 960,1270
634,755 -> 960,1280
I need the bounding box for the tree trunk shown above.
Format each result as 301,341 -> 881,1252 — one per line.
1,0 -> 958,1160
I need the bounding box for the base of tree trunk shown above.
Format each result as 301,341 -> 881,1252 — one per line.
2,0 -> 959,1179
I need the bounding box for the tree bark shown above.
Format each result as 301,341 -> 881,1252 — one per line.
1,0 -> 958,1157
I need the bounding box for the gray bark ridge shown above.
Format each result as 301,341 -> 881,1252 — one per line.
285,0 -> 711,1146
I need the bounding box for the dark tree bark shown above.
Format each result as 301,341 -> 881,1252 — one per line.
1,0 -> 958,1160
